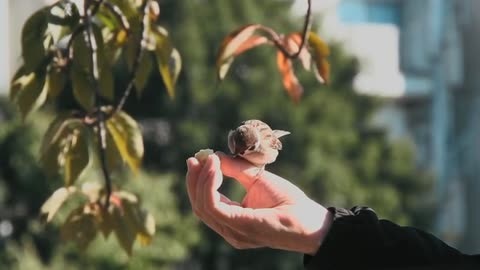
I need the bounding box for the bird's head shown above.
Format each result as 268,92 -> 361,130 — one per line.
228,124 -> 260,156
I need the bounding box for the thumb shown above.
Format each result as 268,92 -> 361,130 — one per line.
216,151 -> 259,190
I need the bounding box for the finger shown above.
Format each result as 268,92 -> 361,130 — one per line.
197,156 -> 255,228
203,155 -> 224,210
186,157 -> 201,205
196,155 -> 221,215
220,194 -> 241,206
216,151 -> 260,190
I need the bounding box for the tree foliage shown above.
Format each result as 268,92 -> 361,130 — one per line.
9,0 -> 184,255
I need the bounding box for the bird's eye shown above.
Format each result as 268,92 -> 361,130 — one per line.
248,145 -> 255,151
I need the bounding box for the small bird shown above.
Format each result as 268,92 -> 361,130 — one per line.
228,120 -> 290,173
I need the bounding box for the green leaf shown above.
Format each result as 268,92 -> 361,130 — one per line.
106,111 -> 144,173
14,72 -> 48,119
47,2 -> 80,26
71,24 -> 113,103
40,186 -> 76,223
71,67 -> 95,110
10,67 -> 33,101
111,205 -> 136,256
99,207 -> 114,238
22,8 -> 48,73
99,68 -> 114,101
96,12 -> 117,30
153,28 -> 181,99
312,59 -> 330,85
72,24 -> 106,72
40,116 -> 88,186
40,114 -> 73,175
61,206 -> 98,251
47,66 -> 67,98
107,0 -> 137,19
170,48 -> 182,88
125,30 -> 153,97
105,129 -> 123,174
107,191 -> 156,254
72,31 -> 90,71
307,32 -> 330,84
47,23 -> 69,45
138,212 -> 155,246
63,124 -> 89,186
122,198 -> 153,246
215,24 -> 270,80
134,53 -> 153,97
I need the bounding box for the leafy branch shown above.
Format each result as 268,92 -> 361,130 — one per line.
82,0 -> 112,208
271,0 -> 312,59
114,0 -> 151,114
216,0 -> 329,103
10,0 -> 179,255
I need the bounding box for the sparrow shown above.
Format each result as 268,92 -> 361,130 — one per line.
228,120 -> 290,173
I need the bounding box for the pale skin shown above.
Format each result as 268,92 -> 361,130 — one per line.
186,152 -> 334,255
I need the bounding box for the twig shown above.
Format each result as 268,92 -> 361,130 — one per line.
102,1 -> 130,33
265,0 -> 312,58
90,0 -> 105,15
84,1 -> 112,209
67,25 -> 85,61
291,0 -> 312,58
114,0 -> 151,114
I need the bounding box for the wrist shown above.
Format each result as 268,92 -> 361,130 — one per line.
300,201 -> 334,255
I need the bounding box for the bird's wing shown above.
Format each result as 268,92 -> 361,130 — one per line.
268,136 -> 283,150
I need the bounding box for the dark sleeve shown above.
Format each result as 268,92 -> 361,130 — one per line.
303,206 -> 480,270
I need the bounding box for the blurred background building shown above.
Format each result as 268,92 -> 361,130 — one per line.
293,0 -> 480,253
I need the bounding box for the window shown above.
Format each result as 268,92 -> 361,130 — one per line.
339,0 -> 401,25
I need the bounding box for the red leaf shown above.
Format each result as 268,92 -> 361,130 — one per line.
216,24 -> 271,80
234,35 -> 269,57
276,51 -> 303,103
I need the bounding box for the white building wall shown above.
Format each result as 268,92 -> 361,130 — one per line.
0,0 -> 10,92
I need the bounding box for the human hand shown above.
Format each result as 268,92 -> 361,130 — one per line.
186,152 -> 333,255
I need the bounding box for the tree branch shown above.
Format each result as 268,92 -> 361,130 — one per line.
290,0 -> 312,58
84,1 -> 112,209
114,0 -> 151,114
266,0 -> 312,58
102,1 -> 130,33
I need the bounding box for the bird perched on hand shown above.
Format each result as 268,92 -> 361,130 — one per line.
228,120 -> 290,172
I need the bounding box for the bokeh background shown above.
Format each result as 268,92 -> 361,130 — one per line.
1,0 -> 479,269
